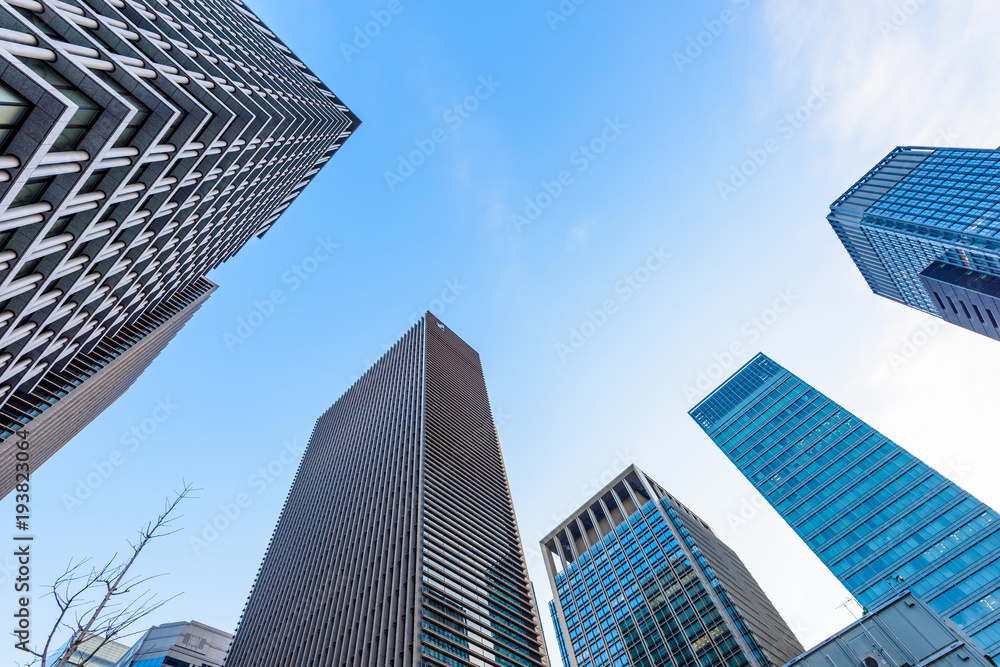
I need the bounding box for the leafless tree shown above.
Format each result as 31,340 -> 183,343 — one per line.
16,481 -> 195,667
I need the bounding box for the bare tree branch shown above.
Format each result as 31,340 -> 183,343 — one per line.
15,481 -> 196,667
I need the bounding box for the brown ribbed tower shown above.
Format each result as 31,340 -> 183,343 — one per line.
225,313 -> 548,667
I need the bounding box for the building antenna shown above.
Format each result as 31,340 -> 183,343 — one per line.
836,598 -> 898,667
837,598 -> 859,621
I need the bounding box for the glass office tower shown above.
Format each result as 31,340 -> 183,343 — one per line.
690,354 -> 1000,659
226,313 -> 548,667
829,146 -> 1000,341
541,465 -> 803,667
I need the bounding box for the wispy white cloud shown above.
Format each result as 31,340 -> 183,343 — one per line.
565,218 -> 598,251
759,0 -> 1000,151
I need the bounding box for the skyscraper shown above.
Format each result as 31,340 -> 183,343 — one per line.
0,276 -> 213,496
226,313 -> 548,667
541,465 -> 803,667
0,0 -> 359,491
829,146 -> 1000,341
689,354 -> 1000,659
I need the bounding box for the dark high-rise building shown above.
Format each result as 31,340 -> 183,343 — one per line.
542,465 -> 803,667
0,0 -> 359,492
690,354 -> 1000,659
829,146 -> 1000,341
226,313 -> 548,667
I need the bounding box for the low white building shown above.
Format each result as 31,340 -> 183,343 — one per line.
786,593 -> 995,667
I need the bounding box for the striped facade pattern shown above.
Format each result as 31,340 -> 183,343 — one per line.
0,274 -> 212,496
0,0 -> 359,470
226,313 -> 548,667
542,466 -> 802,667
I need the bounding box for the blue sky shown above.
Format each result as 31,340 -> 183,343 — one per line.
6,0 -> 1000,662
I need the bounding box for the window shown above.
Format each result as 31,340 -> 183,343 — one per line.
0,82 -> 30,152
959,300 -> 971,319
932,291 -> 946,311
11,176 -> 53,208
78,172 -> 103,194
160,112 -> 188,146
14,257 -> 41,280
22,60 -> 101,151
11,5 -> 59,37
96,72 -> 151,147
45,212 -> 82,239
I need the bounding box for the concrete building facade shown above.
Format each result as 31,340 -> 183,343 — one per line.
0,0 -> 359,491
784,592 -> 994,667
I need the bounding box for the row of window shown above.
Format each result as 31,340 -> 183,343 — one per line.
808,465 -> 928,550
557,502 -> 746,667
823,485 -> 962,566
718,378 -> 805,459
833,496 -> 981,580
689,356 -> 783,432
767,426 -> 878,511
785,439 -> 897,528
763,426 -> 883,516
932,290 -> 1000,329
855,516 -> 1000,608
932,557 -> 1000,610
743,397 -> 834,480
